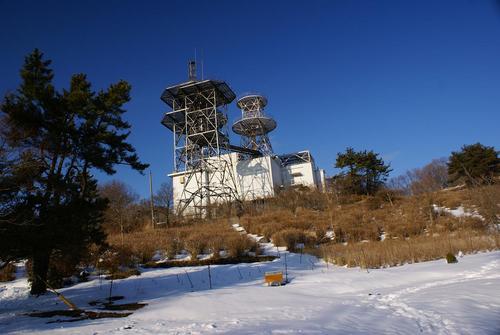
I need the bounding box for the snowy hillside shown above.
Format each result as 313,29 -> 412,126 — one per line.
1,251 -> 499,335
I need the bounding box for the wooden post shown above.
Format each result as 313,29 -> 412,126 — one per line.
284,253 -> 288,283
108,279 -> 114,303
149,170 -> 155,229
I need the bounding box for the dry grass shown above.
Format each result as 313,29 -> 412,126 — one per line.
239,185 -> 499,267
271,228 -> 309,252
0,263 -> 16,282
106,219 -> 258,265
99,185 -> 498,271
319,230 -> 500,269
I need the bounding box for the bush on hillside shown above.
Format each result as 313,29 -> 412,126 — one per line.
446,252 -> 458,264
272,228 -> 309,252
0,263 -> 16,282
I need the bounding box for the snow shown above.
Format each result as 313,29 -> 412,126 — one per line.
380,232 -> 386,241
325,230 -> 335,240
173,251 -> 191,262
1,251 -> 499,334
433,205 -> 484,220
151,250 -> 166,262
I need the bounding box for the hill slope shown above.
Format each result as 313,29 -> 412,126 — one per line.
1,251 -> 499,334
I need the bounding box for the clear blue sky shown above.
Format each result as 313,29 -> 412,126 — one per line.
1,0 -> 500,198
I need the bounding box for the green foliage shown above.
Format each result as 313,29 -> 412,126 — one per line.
0,49 -> 147,294
448,143 -> 499,186
334,147 -> 392,195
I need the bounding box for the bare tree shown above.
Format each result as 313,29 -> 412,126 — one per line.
410,158 -> 448,195
389,158 -> 448,195
154,182 -> 173,226
99,180 -> 139,243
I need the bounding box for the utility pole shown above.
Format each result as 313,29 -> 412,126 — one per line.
149,170 -> 155,229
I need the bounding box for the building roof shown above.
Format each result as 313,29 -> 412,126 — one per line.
278,151 -> 313,166
160,79 -> 236,108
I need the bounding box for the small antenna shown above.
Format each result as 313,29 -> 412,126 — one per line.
201,49 -> 204,80
149,170 -> 155,229
188,60 -> 197,81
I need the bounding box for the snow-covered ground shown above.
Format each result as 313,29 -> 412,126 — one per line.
432,204 -> 484,220
1,251 -> 499,335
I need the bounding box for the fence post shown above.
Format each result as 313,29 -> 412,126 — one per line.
284,253 -> 288,283
208,265 -> 212,289
184,270 -> 194,289
108,279 -> 114,303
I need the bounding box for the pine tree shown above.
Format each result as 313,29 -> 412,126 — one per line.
448,143 -> 499,186
0,49 -> 148,294
334,147 -> 392,195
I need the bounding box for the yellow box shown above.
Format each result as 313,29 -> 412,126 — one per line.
264,271 -> 284,286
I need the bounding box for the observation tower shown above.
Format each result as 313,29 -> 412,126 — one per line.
232,94 -> 276,156
160,61 -> 242,216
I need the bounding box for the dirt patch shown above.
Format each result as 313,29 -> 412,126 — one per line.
143,255 -> 276,268
27,309 -> 132,322
89,295 -> 124,306
28,301 -> 147,322
102,302 -> 147,311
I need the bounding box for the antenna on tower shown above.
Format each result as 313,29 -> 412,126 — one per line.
201,49 -> 204,80
232,94 -> 276,155
188,60 -> 197,81
160,64 -> 240,216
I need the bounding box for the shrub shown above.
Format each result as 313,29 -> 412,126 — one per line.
271,228 -> 308,252
105,268 -> 141,280
165,235 -> 183,259
319,230 -> 498,269
446,252 -> 458,264
97,247 -> 137,274
208,235 -> 224,259
0,263 -> 16,282
184,234 -> 208,258
225,235 -> 254,258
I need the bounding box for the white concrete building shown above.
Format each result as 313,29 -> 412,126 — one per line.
160,66 -> 326,216
169,150 -> 326,214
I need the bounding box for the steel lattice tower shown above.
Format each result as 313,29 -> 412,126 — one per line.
161,62 -> 241,216
232,94 -> 276,156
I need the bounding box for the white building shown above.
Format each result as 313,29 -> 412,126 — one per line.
170,150 -> 326,214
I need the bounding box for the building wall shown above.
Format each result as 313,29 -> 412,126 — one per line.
170,151 -> 324,214
235,154 -> 281,200
281,162 -> 317,188
317,168 -> 327,192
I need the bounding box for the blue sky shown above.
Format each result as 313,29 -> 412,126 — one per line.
1,0 -> 500,198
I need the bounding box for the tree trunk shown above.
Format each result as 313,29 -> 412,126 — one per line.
30,248 -> 50,295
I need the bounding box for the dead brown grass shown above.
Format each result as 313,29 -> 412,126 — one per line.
239,185 -> 500,264
0,262 -> 16,282
319,230 -> 500,269
106,219 -> 258,264
101,184 -> 498,271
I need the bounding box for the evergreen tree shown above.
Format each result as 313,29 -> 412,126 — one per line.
448,143 -> 499,186
334,147 -> 392,195
0,49 -> 148,294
